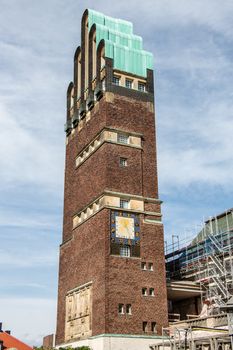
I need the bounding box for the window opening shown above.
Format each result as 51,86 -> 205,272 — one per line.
148,263 -> 153,271
113,76 -> 120,85
126,304 -> 132,314
101,78 -> 106,91
118,304 -> 124,314
120,199 -> 129,209
151,322 -> 157,333
125,79 -> 133,89
143,322 -> 148,332
138,82 -> 146,92
120,158 -> 127,167
120,245 -> 130,257
117,133 -> 129,144
141,262 -> 147,270
149,288 -> 155,296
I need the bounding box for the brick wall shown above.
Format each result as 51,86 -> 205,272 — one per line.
56,89 -> 168,345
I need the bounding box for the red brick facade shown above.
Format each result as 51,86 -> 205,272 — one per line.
56,9 -> 168,346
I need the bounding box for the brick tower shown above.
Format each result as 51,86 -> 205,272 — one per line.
56,9 -> 168,350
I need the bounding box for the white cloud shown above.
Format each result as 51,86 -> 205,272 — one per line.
3,282 -> 49,289
155,44 -> 231,76
0,248 -> 58,268
158,98 -> 233,190
0,102 -> 64,190
0,209 -> 61,230
91,0 -> 233,39
0,297 -> 56,346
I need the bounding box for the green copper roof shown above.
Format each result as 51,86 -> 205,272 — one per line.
88,9 -> 153,78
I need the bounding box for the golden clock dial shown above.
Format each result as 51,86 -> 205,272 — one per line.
115,216 -> 135,239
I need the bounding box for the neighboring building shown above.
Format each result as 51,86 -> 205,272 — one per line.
56,8 -> 168,350
0,323 -> 33,350
166,208 -> 233,320
42,334 -> 54,350
157,209 -> 233,349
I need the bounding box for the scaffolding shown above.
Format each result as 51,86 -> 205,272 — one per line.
150,325 -> 232,349
166,209 -> 233,309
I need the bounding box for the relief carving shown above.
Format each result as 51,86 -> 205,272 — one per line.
65,283 -> 92,341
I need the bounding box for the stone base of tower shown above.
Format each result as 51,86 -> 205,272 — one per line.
56,334 -> 166,350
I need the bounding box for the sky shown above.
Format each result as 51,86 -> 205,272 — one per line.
0,0 -> 232,346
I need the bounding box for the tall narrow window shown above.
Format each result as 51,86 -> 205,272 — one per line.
120,245 -> 130,257
126,304 -> 132,315
101,78 -> 106,91
148,263 -> 153,271
142,288 -> 147,296
113,75 -> 120,85
118,304 -> 124,314
70,88 -> 74,109
143,322 -> 148,333
141,262 -> 147,270
151,322 -> 157,333
100,46 -> 105,69
77,55 -> 82,100
92,33 -> 97,80
84,17 -> 89,91
149,288 -> 155,296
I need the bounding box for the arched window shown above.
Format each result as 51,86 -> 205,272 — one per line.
67,82 -> 74,120
99,42 -> 106,90
96,40 -> 106,96
77,51 -> 82,101
92,31 -> 97,80
96,40 -> 106,79
74,47 -> 81,107
70,86 -> 74,117
89,25 -> 97,90
84,14 -> 89,93
100,45 -> 105,70
81,10 -> 89,100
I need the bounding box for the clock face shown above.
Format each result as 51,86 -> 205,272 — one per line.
110,211 -> 140,246
115,216 -> 135,239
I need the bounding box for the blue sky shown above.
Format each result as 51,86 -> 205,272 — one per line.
0,0 -> 232,346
